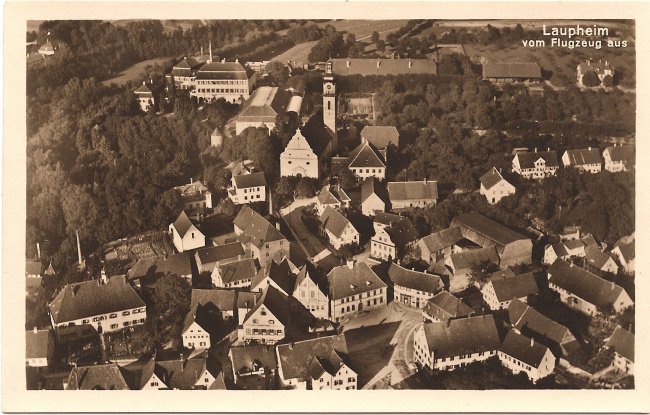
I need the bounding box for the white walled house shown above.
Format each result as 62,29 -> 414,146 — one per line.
212,257 -> 257,289
293,262 -> 330,320
347,139 -> 386,180
316,185 -> 350,215
498,330 -> 556,383
577,59 -> 614,86
173,180 -> 213,215
134,82 -> 154,113
169,211 -> 206,253
195,243 -> 246,274
603,144 -> 634,172
235,86 -> 291,135
327,261 -> 387,322
562,148 -> 603,174
228,172 -> 267,205
481,272 -> 540,311
543,243 -> 570,265
479,167 -> 515,204
512,150 -> 559,179
360,177 -> 387,216
611,240 -> 634,275
605,326 -> 634,375
181,315 -> 211,350
389,263 -> 444,309
387,180 -> 438,210
320,206 -> 359,250
189,60 -> 255,104
233,206 -> 289,269
280,129 -> 320,179
370,215 -> 419,262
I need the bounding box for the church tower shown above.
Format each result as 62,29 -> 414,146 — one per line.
322,62 -> 337,134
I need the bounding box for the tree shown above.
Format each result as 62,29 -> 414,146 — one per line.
265,61 -> 290,86
149,273 -> 192,350
371,31 -> 380,44
582,71 -> 601,87
296,177 -> 319,198
345,32 -> 356,46
324,24 -> 336,35
339,168 -> 358,189
602,74 -> 614,87
386,33 -> 398,47
376,39 -> 386,52
339,243 -> 362,259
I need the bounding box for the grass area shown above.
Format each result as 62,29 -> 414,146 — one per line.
317,20 -> 410,41
102,57 -> 174,86
270,41 -> 318,65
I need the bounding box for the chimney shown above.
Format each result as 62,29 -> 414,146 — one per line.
209,40 -> 213,63
530,337 -> 534,347
289,342 -> 294,350
142,81 -> 145,86
611,281 -> 615,289
100,268 -> 108,285
275,221 -> 281,231
222,58 -> 226,64
238,254 -> 242,261
376,58 -> 381,69
201,45 -> 203,56
588,146 -> 592,151
36,242 -> 41,259
408,59 -> 412,69
33,326 -> 38,334
534,147 -> 537,153
346,58 -> 350,68
235,58 -> 239,63
190,177 -> 193,184
76,230 -> 83,265
547,147 -> 550,152
346,259 -> 355,269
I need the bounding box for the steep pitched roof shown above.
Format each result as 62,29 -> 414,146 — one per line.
243,285 -> 312,330
421,315 -> 501,359
490,272 -> 540,302
514,151 -> 559,169
564,148 -> 603,166
320,206 -> 355,238
424,291 -> 474,320
252,258 -> 296,295
507,299 -> 575,347
449,246 -> 500,272
317,186 -> 342,206
604,144 -> 634,163
387,180 -> 438,202
563,239 -> 584,251
234,206 -> 286,249
127,253 -> 192,281
295,262 -> 329,296
121,355 -> 158,390
373,212 -> 402,227
452,213 -> 530,247
217,257 -> 257,285
614,240 -> 635,263
585,245 -> 616,270
300,115 -> 334,157
388,263 -> 444,294
66,363 -> 130,390
348,141 -> 385,168
482,62 -> 542,79
605,326 -> 634,362
499,330 -> 550,368
195,61 -> 248,80
276,334 -> 349,381
237,291 -> 262,309
327,261 -> 387,300
26,329 -> 51,360
195,243 -> 244,266
237,86 -> 290,123
171,211 -> 197,238
134,83 -> 153,95
361,177 -> 388,204
154,351 -> 216,390
233,172 -> 266,189
191,288 -> 237,312
230,344 -> 277,375
360,126 -> 399,149
548,259 -> 629,309
420,227 -> 464,254
385,217 -> 419,248
480,167 -> 508,190
329,58 -> 437,76
49,276 -> 145,324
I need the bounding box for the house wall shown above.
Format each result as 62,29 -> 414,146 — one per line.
361,194 -> 385,216
391,198 -> 436,210
317,201 -> 340,216
236,121 -> 274,136
251,239 -> 288,270
326,224 -> 359,250
371,228 -> 395,260
512,157 -> 558,179
481,181 -> 515,205
413,325 -> 434,370
51,306 -> 146,334
433,350 -> 496,371
293,277 -> 329,320
194,369 -> 216,389
26,357 -> 48,367
331,364 -> 357,390
394,285 -> 436,309
498,348 -> 555,383
350,167 -> 385,180
330,288 -> 386,322
182,322 -> 211,350
230,184 -> 266,205
190,78 -> 250,104
613,352 -> 634,375
170,224 -> 205,253
549,283 -> 598,316
240,307 -> 285,345
280,149 -> 319,179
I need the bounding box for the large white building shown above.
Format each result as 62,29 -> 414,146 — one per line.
327,261 -> 387,322
190,59 -> 255,104
498,330 -> 556,383
169,210 -> 206,253
228,172 -> 267,205
479,167 -> 516,204
235,87 -> 295,135
280,129 -> 320,179
603,144 -> 634,173
512,149 -> 559,179
561,148 -> 603,174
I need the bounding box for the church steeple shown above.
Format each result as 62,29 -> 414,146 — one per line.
323,61 -> 336,134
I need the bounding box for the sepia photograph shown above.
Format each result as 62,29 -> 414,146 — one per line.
4,2 -> 647,411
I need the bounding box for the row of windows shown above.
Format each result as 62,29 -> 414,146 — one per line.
242,187 -> 262,193
501,353 -> 532,371
340,290 -> 382,302
339,297 -> 383,313
197,88 -> 246,94
251,318 -> 275,324
286,160 -> 311,165
351,168 -> 383,174
247,328 -> 282,336
198,80 -> 246,85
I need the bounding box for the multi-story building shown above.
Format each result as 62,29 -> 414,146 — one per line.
173,180 -> 213,216
228,172 -> 267,205
498,330 -> 556,383
417,227 -> 469,264
327,261 -> 387,322
479,167 -> 516,204
512,149 -> 559,179
561,148 -> 603,174
577,59 -> 614,86
611,240 -> 635,275
370,214 -> 418,261
316,185 -> 351,215
387,180 -> 438,210
347,139 -> 386,180
234,206 -> 289,269
360,177 -> 387,216
169,55 -> 208,90
212,257 -> 257,289
26,328 -> 54,367
605,326 -> 634,375
194,242 -> 246,274
481,272 -> 540,310
389,263 -> 444,308
602,144 -> 634,172
49,275 -> 146,334
320,206 -> 360,250
189,59 -> 255,104
280,129 -> 320,179
133,82 -> 155,113
422,291 -> 474,323
235,86 -> 293,135
293,262 -> 330,320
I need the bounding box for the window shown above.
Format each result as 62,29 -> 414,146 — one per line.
151,382 -> 158,387
261,310 -> 267,316
109,313 -> 117,319
253,319 -> 259,323
192,232 -> 195,238
82,319 -> 89,324
110,324 -> 118,329
123,321 -> 130,327
269,320 -> 275,324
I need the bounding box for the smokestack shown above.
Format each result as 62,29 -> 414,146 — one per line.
76,230 -> 82,265
534,148 -> 537,153
209,40 -> 213,63
36,242 -> 41,259
346,58 -> 350,68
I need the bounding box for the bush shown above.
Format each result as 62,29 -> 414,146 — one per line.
582,70 -> 601,87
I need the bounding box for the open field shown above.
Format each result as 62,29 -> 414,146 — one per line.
102,57 -> 174,86
270,40 -> 318,65
317,19 -> 410,41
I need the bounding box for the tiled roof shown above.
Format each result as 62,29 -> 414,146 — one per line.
320,206 -> 355,238
548,259 -> 628,309
195,61 -> 248,80
564,148 -> 602,166
385,217 -> 419,248
134,83 -> 153,94
614,240 -> 635,263
387,180 -> 438,202
251,258 -> 296,295
514,151 -> 559,169
564,239 -> 584,251
195,243 -> 244,266
605,326 -> 634,362
421,315 -> 501,359
452,213 -> 530,247
373,212 -> 402,227
317,186 -> 342,206
348,141 -> 385,168
360,126 -> 399,149
482,62 -> 542,79
26,329 -> 51,359
121,355 -> 157,390
243,285 -> 313,330
234,206 -> 286,249
490,272 -> 540,302
154,351 -> 216,390
217,257 -> 257,285
234,172 -> 267,189
604,144 -> 634,163
420,227 -> 464,254
388,263 -> 444,294
479,167 -> 507,190
499,330 -> 550,368
449,246 -> 500,272
174,181 -> 209,199
26,260 -> 43,275
127,253 -> 192,280
237,87 -> 290,123
361,177 -> 387,204
295,262 -> 329,296
507,299 -> 575,347
327,261 -> 387,300
49,276 -> 145,324
300,116 -> 334,157
424,291 -> 474,320
585,245 -> 615,270
171,211 -> 196,238
230,344 -> 277,375
192,288 -> 237,312
237,291 -> 262,309
276,334 -> 349,381
330,58 -> 437,76
65,363 -> 130,390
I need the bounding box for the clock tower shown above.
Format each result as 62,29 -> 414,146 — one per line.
323,62 -> 337,134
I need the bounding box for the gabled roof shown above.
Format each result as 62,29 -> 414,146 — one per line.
252,258 -> 296,295
217,257 -> 257,285
195,242 -> 244,266
121,355 -> 158,390
452,213 -> 530,247
49,276 -> 145,324
127,253 -> 192,281
603,144 -> 634,163
134,83 -> 153,95
237,291 -> 262,309
420,227 -> 464,254
424,291 -> 474,320
388,263 -> 444,294
374,212 -> 402,227
514,151 -> 559,169
317,186 -> 342,206
449,246 -> 500,272
585,245 -> 616,270
499,330 -> 550,368
327,261 -> 387,300
295,262 -> 328,296
329,58 -> 437,76
548,259 -> 629,309
482,62 -> 542,79
154,351 -> 217,390
191,288 -> 237,312
243,285 -> 312,329
174,181 -> 210,199
66,363 -> 130,390
234,206 -> 286,249
237,86 -> 290,123
605,326 -> 634,362
387,180 -> 438,202
421,315 -> 501,359
507,299 -> 575,347
361,177 -> 388,205
385,217 -> 419,248
614,240 -> 635,263
320,206 -> 355,238
300,114 -> 334,156
547,242 -> 569,258
195,61 -> 248,80
360,126 -> 400,149
348,141 -> 385,168
564,239 -> 585,251
480,167 -> 509,190
230,344 -> 277,375
564,148 -> 603,166
26,329 -> 51,359
489,272 -> 539,302
276,334 -> 349,381
171,211 -> 197,238
234,172 -> 267,189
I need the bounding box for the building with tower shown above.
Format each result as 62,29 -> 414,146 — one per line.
323,62 -> 337,135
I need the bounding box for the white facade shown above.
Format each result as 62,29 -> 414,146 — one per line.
512,155 -> 559,179
481,281 -> 527,311
361,193 -> 385,216
325,223 -> 359,250
240,306 -> 285,345
480,179 -> 515,205
370,226 -> 395,261
280,130 -> 319,179
182,321 -> 211,350
293,276 -> 329,320
323,64 -> 337,133
350,166 -> 385,180
228,184 -> 266,205
313,364 -> 357,390
394,285 -> 436,309
498,346 -> 556,384
27,357 -> 48,367
330,287 -> 386,322
51,305 -> 147,333
190,76 -> 254,104
169,222 -> 205,253
561,151 -> 602,174
141,372 -> 167,390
